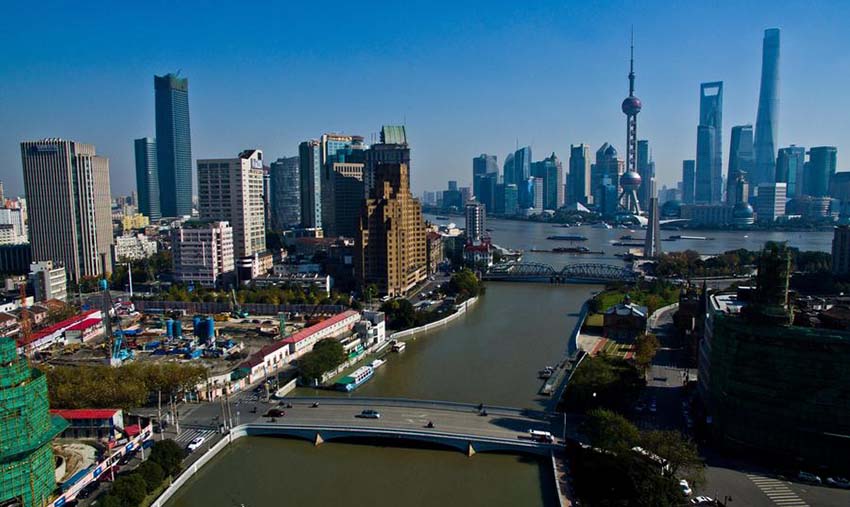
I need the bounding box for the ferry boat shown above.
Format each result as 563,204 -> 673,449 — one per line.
391,340 -> 406,352
552,246 -> 602,254
546,235 -> 588,242
335,366 -> 374,392
670,235 -> 712,241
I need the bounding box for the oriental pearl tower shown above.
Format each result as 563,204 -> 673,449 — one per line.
620,32 -> 643,216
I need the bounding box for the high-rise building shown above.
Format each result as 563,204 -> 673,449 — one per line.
531,153 -> 563,210
364,126 -> 410,197
503,152 -> 515,185
682,160 -> 696,204
269,156 -> 301,229
591,143 -> 623,207
568,144 -> 592,205
832,225 -> 850,276
465,201 -> 486,242
473,154 -> 498,201
531,177 -> 544,213
806,146 -> 837,198
727,125 -> 754,201
197,149 -> 266,258
506,146 -> 532,189
154,73 -> 193,217
494,183 -> 518,215
599,175 -> 619,217
476,173 -> 498,213
696,81 -> 723,204
0,208 -> 27,245
328,161 -> 365,238
620,35 -> 643,215
319,133 -> 365,235
171,221 -> 234,287
729,172 -> 750,206
20,139 -> 113,280
753,28 -> 781,188
637,140 -> 655,208
776,145 -> 806,197
356,163 -> 427,296
134,137 -> 160,220
299,140 -> 322,229
756,182 -> 786,222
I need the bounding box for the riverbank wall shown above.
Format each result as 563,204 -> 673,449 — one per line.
388,296 -> 479,341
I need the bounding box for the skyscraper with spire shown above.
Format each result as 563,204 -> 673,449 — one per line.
753,28 -> 781,189
620,32 -> 643,215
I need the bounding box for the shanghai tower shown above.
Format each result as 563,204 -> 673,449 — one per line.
753,28 -> 780,188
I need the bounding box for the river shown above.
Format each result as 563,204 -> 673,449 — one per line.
166,218 -> 831,507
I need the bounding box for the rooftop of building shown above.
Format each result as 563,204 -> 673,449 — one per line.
50,408 -> 120,420
19,309 -> 99,346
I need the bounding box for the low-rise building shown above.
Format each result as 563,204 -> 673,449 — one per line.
49,408 -> 124,440
602,295 -> 647,340
426,231 -> 443,275
113,233 -> 158,261
236,251 -> 274,282
63,317 -> 104,343
679,204 -> 734,226
29,260 -> 67,302
121,213 -> 150,231
251,272 -> 332,295
16,309 -> 102,353
463,239 -> 493,268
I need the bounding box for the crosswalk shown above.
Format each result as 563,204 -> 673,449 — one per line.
747,474 -> 809,506
174,428 -> 216,446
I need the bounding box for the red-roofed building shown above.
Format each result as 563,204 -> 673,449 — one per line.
64,317 -> 105,343
238,310 -> 361,383
50,408 -> 124,439
17,309 -> 102,354
463,238 -> 493,268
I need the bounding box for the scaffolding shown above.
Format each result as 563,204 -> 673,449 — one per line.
1,336 -> 68,507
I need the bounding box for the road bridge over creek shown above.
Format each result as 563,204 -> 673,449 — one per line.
483,262 -> 638,284
182,397 -> 563,457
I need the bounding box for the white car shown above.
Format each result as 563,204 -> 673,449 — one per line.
679,479 -> 692,496
827,477 -> 850,489
187,436 -> 205,452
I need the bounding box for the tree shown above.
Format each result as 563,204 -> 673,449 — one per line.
136,460 -> 166,492
98,495 -> 123,507
298,339 -> 347,383
561,355 -> 644,413
634,333 -> 660,372
149,439 -> 185,476
640,430 -> 704,487
110,473 -> 148,506
581,408 -> 640,453
380,299 -> 416,330
572,448 -> 683,507
445,269 -> 481,301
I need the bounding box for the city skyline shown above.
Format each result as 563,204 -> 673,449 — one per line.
1,2 -> 849,198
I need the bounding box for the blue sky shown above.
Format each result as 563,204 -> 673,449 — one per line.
1,0 -> 848,197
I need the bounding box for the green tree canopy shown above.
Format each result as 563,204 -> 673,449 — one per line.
298,339 -> 347,382
149,439 -> 184,477
581,408 -> 641,453
136,459 -> 166,492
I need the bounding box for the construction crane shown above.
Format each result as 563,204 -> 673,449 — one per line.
100,279 -> 132,366
230,288 -> 248,319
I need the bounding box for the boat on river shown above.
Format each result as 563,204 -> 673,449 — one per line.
530,246 -> 603,254
370,358 -> 386,369
538,366 -> 555,379
546,235 -> 588,241
335,366 -> 374,392
391,340 -> 406,352
670,235 -> 713,240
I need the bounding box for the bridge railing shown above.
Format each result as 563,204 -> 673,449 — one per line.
285,396 -> 550,419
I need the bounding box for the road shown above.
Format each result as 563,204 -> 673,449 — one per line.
638,305 -> 850,506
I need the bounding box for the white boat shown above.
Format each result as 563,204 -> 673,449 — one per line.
370,358 -> 386,369
391,340 -> 406,352
335,366 -> 374,392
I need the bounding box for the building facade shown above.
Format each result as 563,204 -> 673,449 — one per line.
133,137 -> 161,220
154,73 -> 193,217
20,139 -> 113,280
113,233 -> 158,261
682,160 -> 696,204
356,163 -> 427,297
806,146 -> 837,198
727,125 -> 754,201
269,156 -> 301,229
752,28 -> 781,188
28,261 -> 67,302
569,144 -> 592,205
832,225 -> 850,276
776,145 -> 805,198
755,182 -> 787,222
198,150 -> 267,258
364,126 -> 410,198
299,140 -> 322,230
465,201 -> 486,242
171,221 -> 235,287
696,82 -> 723,204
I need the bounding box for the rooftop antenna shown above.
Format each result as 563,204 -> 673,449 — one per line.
628,27 -> 635,96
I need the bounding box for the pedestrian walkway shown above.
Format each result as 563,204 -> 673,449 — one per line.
173,428 -> 217,446
746,474 -> 809,506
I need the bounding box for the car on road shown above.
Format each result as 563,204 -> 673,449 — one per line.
679,479 -> 692,496
264,409 -> 285,418
357,409 -> 381,419
187,436 -> 205,452
798,471 -> 822,484
690,496 -> 714,505
826,476 -> 850,488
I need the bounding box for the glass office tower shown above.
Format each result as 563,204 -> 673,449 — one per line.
154,73 -> 193,217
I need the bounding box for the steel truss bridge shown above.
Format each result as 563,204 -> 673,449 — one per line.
482,262 -> 638,284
